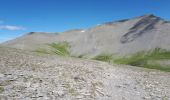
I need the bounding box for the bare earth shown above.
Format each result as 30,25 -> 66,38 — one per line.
0,47 -> 170,100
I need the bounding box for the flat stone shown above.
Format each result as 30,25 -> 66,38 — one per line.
0,73 -> 4,78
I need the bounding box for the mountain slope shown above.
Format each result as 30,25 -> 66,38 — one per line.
0,46 -> 170,99
2,14 -> 170,56
2,32 -> 59,50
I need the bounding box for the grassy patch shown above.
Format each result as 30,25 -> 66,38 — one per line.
48,42 -> 70,56
34,42 -> 70,56
114,48 -> 170,72
0,86 -> 4,93
0,80 -> 11,86
34,48 -> 49,54
93,53 -> 114,63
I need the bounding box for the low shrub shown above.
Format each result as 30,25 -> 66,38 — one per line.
93,53 -> 114,63
114,48 -> 170,72
34,42 -> 70,56
48,42 -> 70,56
34,48 -> 49,54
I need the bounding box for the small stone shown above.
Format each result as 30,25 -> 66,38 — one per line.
0,73 -> 4,78
39,80 -> 43,83
76,95 -> 84,99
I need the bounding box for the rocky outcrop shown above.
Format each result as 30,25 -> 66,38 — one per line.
121,14 -> 164,43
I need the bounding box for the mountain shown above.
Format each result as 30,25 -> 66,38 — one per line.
2,14 -> 170,57
1,14 -> 170,99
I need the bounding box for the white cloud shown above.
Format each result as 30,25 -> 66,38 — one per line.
0,25 -> 25,31
81,30 -> 86,32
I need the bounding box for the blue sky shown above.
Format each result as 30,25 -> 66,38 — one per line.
0,0 -> 170,42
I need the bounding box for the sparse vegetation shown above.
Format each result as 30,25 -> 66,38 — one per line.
0,80 -> 11,86
93,53 -> 114,63
114,48 -> 170,72
34,42 -> 70,56
0,86 -> 4,93
0,46 -> 170,99
68,88 -> 79,96
34,48 -> 49,54
92,48 -> 170,72
77,54 -> 84,58
48,42 -> 70,56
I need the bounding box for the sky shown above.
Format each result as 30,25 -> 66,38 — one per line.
0,0 -> 170,42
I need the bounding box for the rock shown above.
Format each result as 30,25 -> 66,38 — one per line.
0,73 -> 4,78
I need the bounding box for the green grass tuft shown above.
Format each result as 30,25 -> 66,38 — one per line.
93,53 -> 114,63
77,55 -> 84,58
0,86 -> 4,93
34,48 -> 49,54
48,42 -> 70,56
34,42 -> 70,56
114,48 -> 170,72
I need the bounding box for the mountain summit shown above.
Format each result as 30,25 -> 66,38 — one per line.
120,14 -> 165,43
2,14 -> 170,56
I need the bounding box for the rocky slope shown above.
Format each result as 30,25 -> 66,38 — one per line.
0,46 -> 170,100
2,14 -> 170,57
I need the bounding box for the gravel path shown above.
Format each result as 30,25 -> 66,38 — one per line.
0,47 -> 170,100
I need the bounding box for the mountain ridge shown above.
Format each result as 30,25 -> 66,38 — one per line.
2,14 -> 170,56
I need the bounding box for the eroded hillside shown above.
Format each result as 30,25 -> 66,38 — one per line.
0,47 -> 170,100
